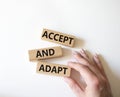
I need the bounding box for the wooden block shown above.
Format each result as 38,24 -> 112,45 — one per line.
28,46 -> 62,61
41,28 -> 75,47
36,61 -> 71,77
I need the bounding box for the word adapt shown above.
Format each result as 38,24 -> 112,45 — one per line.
41,28 -> 75,47
28,46 -> 62,61
36,61 -> 71,77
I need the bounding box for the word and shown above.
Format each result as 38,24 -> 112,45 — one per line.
41,29 -> 75,47
28,46 -> 62,61
36,61 -> 71,77
36,49 -> 54,58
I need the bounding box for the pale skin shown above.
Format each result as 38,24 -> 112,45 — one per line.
64,49 -> 113,97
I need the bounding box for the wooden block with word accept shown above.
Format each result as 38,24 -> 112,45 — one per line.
28,46 -> 62,61
41,28 -> 75,47
36,61 -> 71,77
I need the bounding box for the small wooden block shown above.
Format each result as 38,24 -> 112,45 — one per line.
41,28 -> 75,47
36,61 -> 71,77
28,46 -> 62,61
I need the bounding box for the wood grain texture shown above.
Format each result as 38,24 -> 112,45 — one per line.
28,46 -> 62,61
36,61 -> 71,77
41,28 -> 75,47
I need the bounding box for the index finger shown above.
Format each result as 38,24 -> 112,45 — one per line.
68,62 -> 97,86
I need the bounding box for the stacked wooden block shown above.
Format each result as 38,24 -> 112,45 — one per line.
28,28 -> 75,77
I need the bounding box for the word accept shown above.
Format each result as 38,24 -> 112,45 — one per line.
41,28 -> 75,47
36,61 -> 71,77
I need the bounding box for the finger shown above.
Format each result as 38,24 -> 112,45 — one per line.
93,54 -> 103,69
79,49 -> 90,61
64,77 -> 83,95
73,51 -> 90,66
73,51 -> 99,76
72,52 -> 104,84
93,54 -> 107,77
68,62 -> 97,85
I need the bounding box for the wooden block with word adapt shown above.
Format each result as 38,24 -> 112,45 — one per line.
41,28 -> 75,47
36,61 -> 71,77
28,46 -> 62,61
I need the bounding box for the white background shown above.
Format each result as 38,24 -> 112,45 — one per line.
0,0 -> 120,97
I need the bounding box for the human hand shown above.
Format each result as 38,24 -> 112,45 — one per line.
64,49 -> 113,97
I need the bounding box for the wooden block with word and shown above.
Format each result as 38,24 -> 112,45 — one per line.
36,61 -> 71,77
41,28 -> 75,47
28,46 -> 62,61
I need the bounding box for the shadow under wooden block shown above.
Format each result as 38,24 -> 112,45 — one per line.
36,61 -> 71,77
74,37 -> 84,48
28,46 -> 62,61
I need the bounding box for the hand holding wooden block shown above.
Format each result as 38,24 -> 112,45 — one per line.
36,61 -> 71,77
41,28 -> 75,47
28,46 -> 62,61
